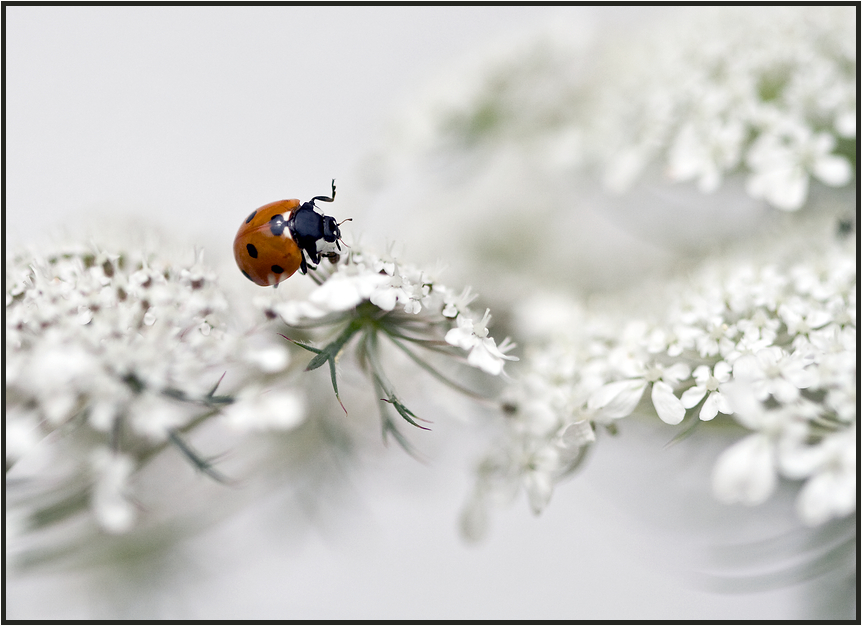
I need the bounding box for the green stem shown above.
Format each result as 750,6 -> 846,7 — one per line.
305,318 -> 364,372
364,330 -> 430,431
385,333 -> 496,404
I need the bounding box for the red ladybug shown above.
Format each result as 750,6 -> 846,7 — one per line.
233,180 -> 346,287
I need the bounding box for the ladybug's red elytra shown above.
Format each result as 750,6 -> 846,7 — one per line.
233,180 -> 347,287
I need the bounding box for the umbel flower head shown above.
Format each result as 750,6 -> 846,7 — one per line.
252,243 -> 517,452
594,6 -> 855,210
462,213 -> 856,539
384,6 -> 855,213
5,237 -> 516,543
5,243 -> 303,537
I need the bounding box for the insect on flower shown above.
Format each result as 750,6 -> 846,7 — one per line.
234,179 -> 351,287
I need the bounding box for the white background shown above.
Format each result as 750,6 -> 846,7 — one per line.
6,6 -> 830,619
7,6 -> 651,251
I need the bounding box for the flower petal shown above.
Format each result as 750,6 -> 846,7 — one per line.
680,385 -> 707,409
587,379 -> 647,419
651,380 -> 686,425
699,391 -> 722,421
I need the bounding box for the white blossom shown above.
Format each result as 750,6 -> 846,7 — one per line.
5,243 -> 309,535
680,362 -> 732,421
745,127 -> 852,211
465,214 -> 855,537
732,347 -> 816,404
390,7 -> 855,214
264,246 -> 518,379
588,360 -> 690,425
787,425 -> 857,526
445,309 -> 518,375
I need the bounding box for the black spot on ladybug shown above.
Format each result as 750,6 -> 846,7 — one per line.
269,215 -> 287,237
242,270 -> 254,282
245,210 -> 257,224
271,264 -> 285,274
246,243 -> 258,259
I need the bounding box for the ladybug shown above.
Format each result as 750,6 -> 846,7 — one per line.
234,179 -> 347,287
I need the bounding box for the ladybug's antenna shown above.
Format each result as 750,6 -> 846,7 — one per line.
311,179 -> 336,204
338,218 -> 352,250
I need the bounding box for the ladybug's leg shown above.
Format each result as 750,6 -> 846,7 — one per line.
310,179 -> 336,204
298,247 -> 322,275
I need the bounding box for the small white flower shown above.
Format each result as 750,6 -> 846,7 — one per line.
745,128 -> 852,211
442,286 -> 477,318
778,299 -> 832,338
732,346 -> 816,404
680,362 -> 732,421
780,425 -> 856,526
517,443 -> 562,515
587,378 -> 648,420
467,336 -> 518,376
588,361 -> 690,425
445,308 -> 492,349
445,309 -> 518,375
524,467 -> 555,515
694,317 -> 738,358
736,308 -> 780,345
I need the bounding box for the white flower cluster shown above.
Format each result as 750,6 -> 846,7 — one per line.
463,218 -> 856,538
259,246 -> 518,377
385,7 -> 855,214
6,244 -> 302,534
592,6 -> 855,210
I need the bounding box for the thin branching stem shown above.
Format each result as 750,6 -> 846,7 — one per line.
364,329 -> 430,431
385,333 -> 497,405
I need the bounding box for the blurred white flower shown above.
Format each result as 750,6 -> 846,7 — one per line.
221,388 -> 306,432
745,127 -> 852,210
712,431 -> 778,506
732,346 -> 816,404
91,449 -> 137,534
465,213 -> 856,538
242,343 -> 291,374
388,7 -> 855,214
4,410 -> 43,466
786,425 -> 856,527
595,7 -> 855,210
5,243 -> 308,537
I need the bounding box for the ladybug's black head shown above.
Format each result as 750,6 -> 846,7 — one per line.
321,215 -> 341,243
